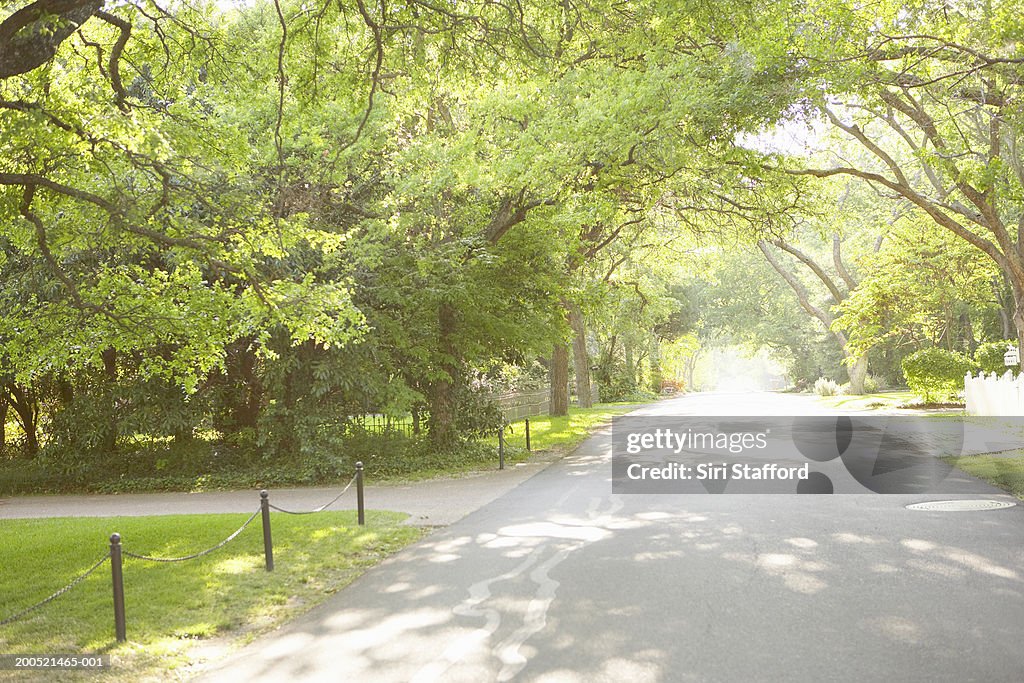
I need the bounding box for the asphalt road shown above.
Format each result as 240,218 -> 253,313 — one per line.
197,392 -> 1024,682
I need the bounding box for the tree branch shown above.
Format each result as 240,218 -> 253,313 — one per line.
484,191 -> 553,244
94,9 -> 130,110
770,238 -> 845,302
0,0 -> 102,79
758,240 -> 835,330
832,233 -> 858,290
781,165 -> 1014,278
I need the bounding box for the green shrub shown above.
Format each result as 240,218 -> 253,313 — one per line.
974,340 -> 1019,375
613,389 -> 660,403
814,377 -> 841,396
840,374 -> 885,395
863,374 -> 882,393
901,348 -> 977,402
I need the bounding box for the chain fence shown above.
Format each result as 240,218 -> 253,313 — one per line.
122,509 -> 261,563
0,463 -> 367,640
267,472 -> 358,515
0,552 -> 111,627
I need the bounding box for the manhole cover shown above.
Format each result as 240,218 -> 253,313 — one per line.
906,499 -> 1017,512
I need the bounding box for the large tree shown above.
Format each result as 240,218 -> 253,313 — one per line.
774,0 -> 1024,347
757,232 -> 870,393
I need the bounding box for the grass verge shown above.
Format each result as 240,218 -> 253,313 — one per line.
0,511 -> 424,681
364,401 -> 651,482
498,401 -> 647,452
942,454 -> 1024,500
814,390 -> 917,411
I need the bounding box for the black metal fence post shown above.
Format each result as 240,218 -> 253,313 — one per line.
260,490 -> 274,571
525,417 -> 531,452
498,425 -> 505,470
356,462 -> 365,526
109,533 -> 126,643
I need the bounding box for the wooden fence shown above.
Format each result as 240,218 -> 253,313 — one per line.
490,382 -> 598,422
964,371 -> 1024,416
489,388 -> 550,422
347,382 -> 596,433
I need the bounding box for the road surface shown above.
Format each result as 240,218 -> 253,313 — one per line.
197,392 -> 1024,682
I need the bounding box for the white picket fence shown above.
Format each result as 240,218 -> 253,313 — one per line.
964,371 -> 1024,415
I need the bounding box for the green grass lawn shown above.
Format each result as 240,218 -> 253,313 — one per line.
943,454 -> 1024,500
499,402 -> 647,452
0,512 -> 424,681
815,390 -> 918,411
373,400 -> 652,482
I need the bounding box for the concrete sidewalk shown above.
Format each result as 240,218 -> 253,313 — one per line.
0,450 -> 567,526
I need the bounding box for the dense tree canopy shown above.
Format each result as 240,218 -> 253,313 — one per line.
2,0 -> 1021,481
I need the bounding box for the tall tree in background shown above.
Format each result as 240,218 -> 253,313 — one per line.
779,0 -> 1024,348
834,219 -> 1004,360
757,233 -> 868,392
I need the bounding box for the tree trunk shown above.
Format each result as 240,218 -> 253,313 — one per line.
759,240 -> 871,392
959,312 -> 976,355
100,347 -> 119,453
7,383 -> 39,457
233,342 -> 262,430
549,344 -> 570,416
846,355 -> 868,395
0,389 -> 7,451
213,339 -> 263,435
1013,285 -> 1024,357
994,277 -> 1014,339
1000,307 -> 1014,340
427,381 -> 454,446
57,376 -> 73,406
566,302 -> 592,408
649,333 -> 663,394
623,342 -> 635,389
173,424 -> 195,444
428,303 -> 459,447
684,349 -> 700,391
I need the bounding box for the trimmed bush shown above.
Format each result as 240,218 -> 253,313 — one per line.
974,340 -> 1019,375
901,348 -> 976,402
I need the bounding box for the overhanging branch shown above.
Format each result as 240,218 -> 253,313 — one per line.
0,0 -> 103,79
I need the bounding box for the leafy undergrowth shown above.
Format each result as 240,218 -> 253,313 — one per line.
0,436 -> 512,495
493,402 -> 645,453
1,402 -> 650,495
897,402 -> 965,410
0,511 -> 424,682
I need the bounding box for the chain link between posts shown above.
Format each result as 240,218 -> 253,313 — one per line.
121,508 -> 261,563
1,470 -> 363,628
0,552 -> 111,627
267,472 -> 359,515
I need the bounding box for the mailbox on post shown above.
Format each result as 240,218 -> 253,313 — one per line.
1004,344 -> 1019,368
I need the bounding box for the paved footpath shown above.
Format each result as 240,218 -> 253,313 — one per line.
0,452 -> 563,526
